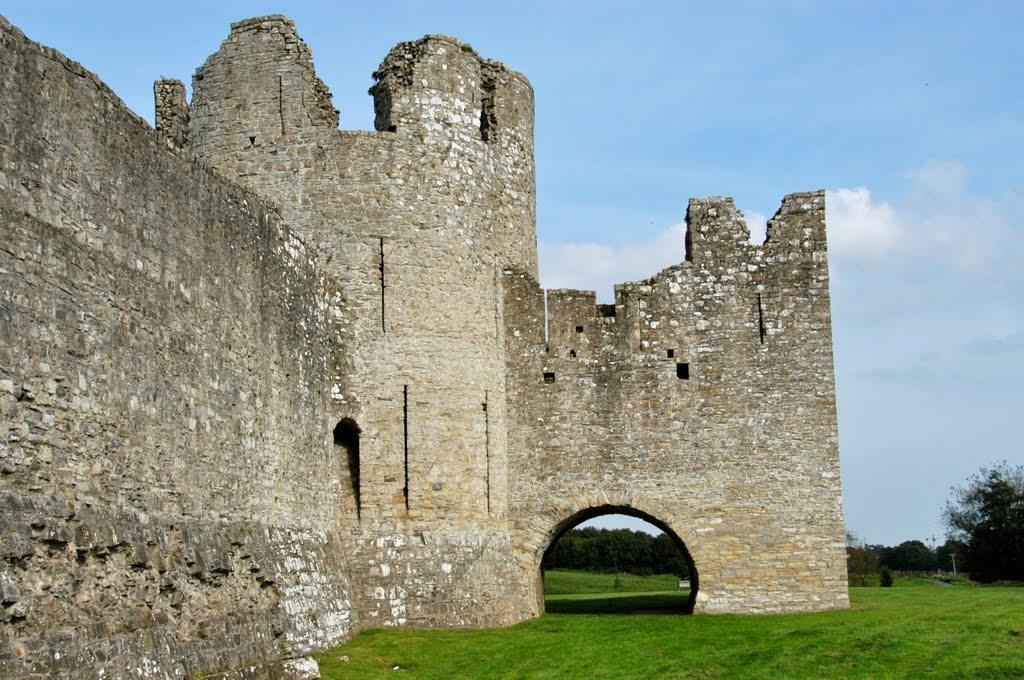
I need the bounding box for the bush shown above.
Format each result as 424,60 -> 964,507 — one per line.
879,566 -> 895,587
847,546 -> 879,586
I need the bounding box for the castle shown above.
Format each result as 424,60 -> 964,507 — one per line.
0,14 -> 848,679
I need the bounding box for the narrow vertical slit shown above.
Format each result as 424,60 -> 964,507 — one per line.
379,238 -> 386,334
493,262 -> 501,348
480,75 -> 496,142
403,384 -> 409,511
543,291 -> 550,342
757,292 -> 766,344
483,393 -> 490,516
638,298 -> 645,352
278,76 -> 285,135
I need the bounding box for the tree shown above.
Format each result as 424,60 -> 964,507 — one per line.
652,533 -> 690,579
845,532 -> 879,586
847,546 -> 879,586
542,526 -> 690,577
943,461 -> 1024,583
878,540 -> 937,572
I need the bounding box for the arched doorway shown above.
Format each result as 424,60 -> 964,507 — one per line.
333,418 -> 361,518
539,504 -> 699,614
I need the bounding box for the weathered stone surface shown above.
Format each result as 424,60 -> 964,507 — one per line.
0,12 -> 847,680
281,656 -> 320,679
154,78 -> 189,149
0,15 -> 351,679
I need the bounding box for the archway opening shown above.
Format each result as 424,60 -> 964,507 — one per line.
333,418 -> 361,518
540,505 -> 698,614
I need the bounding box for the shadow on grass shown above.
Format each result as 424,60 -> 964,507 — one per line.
545,591 -> 692,615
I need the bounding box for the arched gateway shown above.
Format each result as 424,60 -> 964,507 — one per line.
534,503 -> 700,614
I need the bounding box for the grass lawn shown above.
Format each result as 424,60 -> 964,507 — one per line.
544,570 -> 691,614
543,570 -> 684,594
314,573 -> 1024,679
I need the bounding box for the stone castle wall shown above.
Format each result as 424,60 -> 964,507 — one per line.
0,13 -> 848,679
0,16 -> 352,678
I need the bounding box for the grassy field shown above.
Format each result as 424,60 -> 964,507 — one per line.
544,570 -> 691,614
314,572 -> 1024,679
544,569 -> 684,594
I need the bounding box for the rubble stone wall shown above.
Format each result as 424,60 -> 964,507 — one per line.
0,16 -> 352,679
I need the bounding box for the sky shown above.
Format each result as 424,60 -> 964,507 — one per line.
4,1 -> 1021,547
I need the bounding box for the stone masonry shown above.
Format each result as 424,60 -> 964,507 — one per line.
0,14 -> 848,679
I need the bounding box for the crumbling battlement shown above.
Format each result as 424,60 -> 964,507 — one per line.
529,193 -> 829,364
0,13 -> 846,680
173,15 -> 537,280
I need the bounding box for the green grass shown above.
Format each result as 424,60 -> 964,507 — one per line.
544,569 -> 684,594
315,580 -> 1024,679
543,569 -> 690,614
546,590 -> 692,615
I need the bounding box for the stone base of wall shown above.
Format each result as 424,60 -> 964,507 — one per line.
0,490 -> 352,680
348,527 -> 533,630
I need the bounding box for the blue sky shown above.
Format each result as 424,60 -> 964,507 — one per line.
4,1 -> 1022,547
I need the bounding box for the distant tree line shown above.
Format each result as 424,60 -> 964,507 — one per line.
848,537 -> 969,585
542,527 -> 690,578
847,460 -> 1023,585
873,540 -> 943,572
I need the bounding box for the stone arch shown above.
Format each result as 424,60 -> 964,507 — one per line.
525,495 -> 703,614
332,418 -> 361,518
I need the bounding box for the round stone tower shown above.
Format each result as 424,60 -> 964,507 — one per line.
182,15 -> 539,628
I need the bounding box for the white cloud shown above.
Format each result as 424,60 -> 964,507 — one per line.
539,222 -> 687,302
968,331 -> 1024,356
827,159 -> 1024,379
539,160 -> 1023,365
824,161 -> 1023,547
539,210 -> 767,302
905,158 -> 967,196
825,187 -> 905,261
828,159 -> 1024,277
